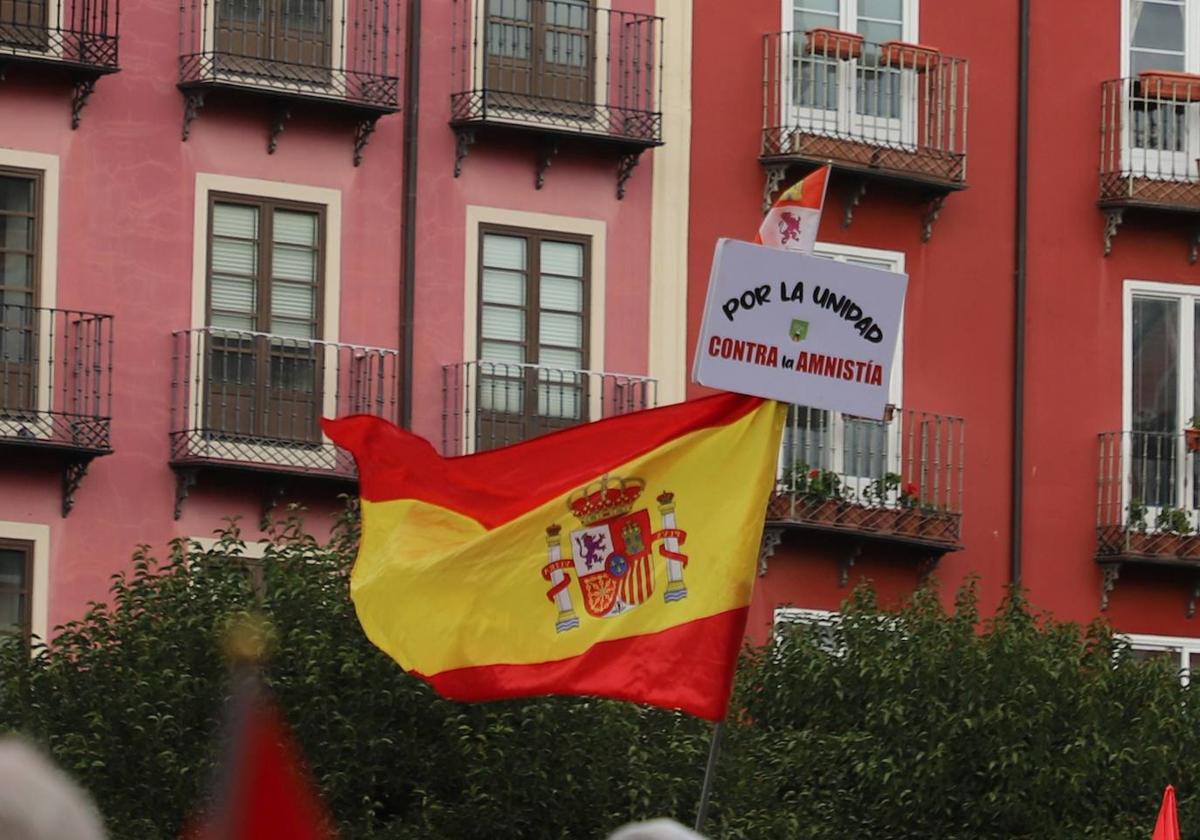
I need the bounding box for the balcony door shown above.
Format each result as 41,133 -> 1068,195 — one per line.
206,197 -> 324,445
484,0 -> 594,115
780,246 -> 903,503
0,0 -> 48,50
215,0 -> 332,83
476,226 -> 589,450
1125,0 -> 1200,179
0,170 -> 39,419
786,0 -> 914,147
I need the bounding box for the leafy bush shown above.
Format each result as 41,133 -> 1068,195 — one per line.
0,506 -> 1195,839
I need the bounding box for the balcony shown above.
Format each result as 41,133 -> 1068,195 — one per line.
449,0 -> 663,198
441,360 -> 656,456
0,306 -> 113,516
1100,75 -> 1200,261
764,405 -> 965,585
0,0 -> 121,128
761,31 -> 968,239
169,327 -> 400,517
178,0 -> 404,164
1095,430 -> 1200,614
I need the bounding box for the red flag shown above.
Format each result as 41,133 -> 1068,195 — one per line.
185,687 -> 336,840
754,164 -> 831,253
1152,784 -> 1181,840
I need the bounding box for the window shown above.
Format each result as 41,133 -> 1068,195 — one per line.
1127,287 -> 1200,511
1124,632 -> 1200,684
0,539 -> 31,646
485,0 -> 594,113
781,244 -> 904,493
205,196 -> 325,443
789,0 -> 913,131
215,0 -> 333,82
0,0 -> 48,50
0,169 -> 40,417
477,225 -> 589,445
1125,1 -> 1200,168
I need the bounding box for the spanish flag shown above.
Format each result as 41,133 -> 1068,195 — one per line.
323,394 -> 786,721
754,163 -> 831,254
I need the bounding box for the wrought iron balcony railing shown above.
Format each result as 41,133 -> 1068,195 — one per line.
0,305 -> 113,455
441,360 -> 657,456
762,31 -> 968,188
178,0 -> 403,111
0,0 -> 119,71
769,405 -> 965,550
450,0 -> 663,145
1101,76 -> 1200,211
170,327 -> 400,479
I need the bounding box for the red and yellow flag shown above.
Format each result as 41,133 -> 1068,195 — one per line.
754,163 -> 831,253
324,394 -> 786,721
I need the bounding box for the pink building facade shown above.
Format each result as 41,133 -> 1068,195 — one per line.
0,0 -> 689,642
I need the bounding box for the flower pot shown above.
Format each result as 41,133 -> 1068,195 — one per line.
1187,428 -> 1200,453
1138,69 -> 1200,102
805,28 -> 864,61
879,40 -> 941,72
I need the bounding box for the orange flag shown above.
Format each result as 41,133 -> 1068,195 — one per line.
1152,784 -> 1181,840
754,164 -> 831,253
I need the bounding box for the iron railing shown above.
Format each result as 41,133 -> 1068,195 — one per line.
1101,76 -> 1200,207
0,305 -> 113,453
762,31 -> 967,185
442,360 -> 657,456
170,327 -> 400,477
769,405 -> 965,547
450,0 -> 663,144
1096,430 -> 1200,557
0,0 -> 118,69
179,0 -> 403,109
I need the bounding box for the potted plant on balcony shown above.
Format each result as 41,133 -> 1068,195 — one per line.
1138,69 -> 1200,102
805,27 -> 864,61
878,40 -> 941,72
895,481 -> 922,535
803,467 -> 844,523
1186,417 -> 1200,453
1154,506 -> 1193,555
1126,498 -> 1151,554
864,472 -> 901,531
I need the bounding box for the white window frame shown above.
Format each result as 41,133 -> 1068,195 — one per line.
782,242 -> 905,498
1122,631 -> 1200,684
1122,279 -> 1200,524
780,0 -> 920,147
1119,0 -> 1200,179
0,521 -> 49,646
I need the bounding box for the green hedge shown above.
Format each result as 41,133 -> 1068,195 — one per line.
0,507 -> 1193,839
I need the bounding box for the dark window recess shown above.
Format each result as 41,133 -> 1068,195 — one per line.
0,171 -> 40,419
485,0 -> 594,116
214,0 -> 332,83
0,0 -> 48,49
0,540 -> 32,646
205,196 -> 324,445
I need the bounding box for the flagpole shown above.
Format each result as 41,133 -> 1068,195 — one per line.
693,721 -> 725,833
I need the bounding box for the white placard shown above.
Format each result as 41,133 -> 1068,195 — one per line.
692,239 -> 907,420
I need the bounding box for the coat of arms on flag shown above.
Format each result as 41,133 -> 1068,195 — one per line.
540,475 -> 689,633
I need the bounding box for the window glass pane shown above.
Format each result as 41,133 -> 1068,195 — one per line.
1131,1 -> 1185,52
211,312 -> 256,331
545,0 -> 588,28
210,275 -> 256,316
488,0 -> 531,19
794,0 -> 839,14
540,276 -> 583,312
859,0 -> 901,20
0,549 -> 24,587
0,253 -> 34,291
1132,296 -> 1179,433
782,405 -> 833,474
537,346 -> 582,371
482,269 -> 526,306
795,9 -> 839,32
0,592 -> 20,634
538,382 -> 581,419
540,240 -> 584,277
0,216 -> 33,253
481,305 -> 525,342
272,244 -> 316,282
0,177 -> 33,215
213,203 -> 259,239
269,318 -> 315,339
479,376 -> 523,413
273,209 -> 318,246
488,21 -> 532,59
1132,50 -> 1185,74
857,19 -> 901,45
539,311 -> 582,348
480,341 -> 524,366
271,282 -> 315,322
483,234 -> 527,271
211,239 -> 256,276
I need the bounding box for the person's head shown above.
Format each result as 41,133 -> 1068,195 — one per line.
0,737 -> 106,840
607,818 -> 707,840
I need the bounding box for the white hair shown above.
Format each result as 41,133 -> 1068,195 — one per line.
0,737 -> 107,840
607,818 -> 707,840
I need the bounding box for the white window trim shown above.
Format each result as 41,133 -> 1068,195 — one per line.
1121,278 -> 1197,437
1122,630 -> 1200,684
190,174 -> 342,468
0,521 -> 49,645
1121,0 -> 1198,78
782,0 -> 918,42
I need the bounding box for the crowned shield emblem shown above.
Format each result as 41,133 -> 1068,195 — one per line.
571,509 -> 654,618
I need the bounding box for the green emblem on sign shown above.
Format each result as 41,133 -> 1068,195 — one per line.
789,319 -> 809,341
